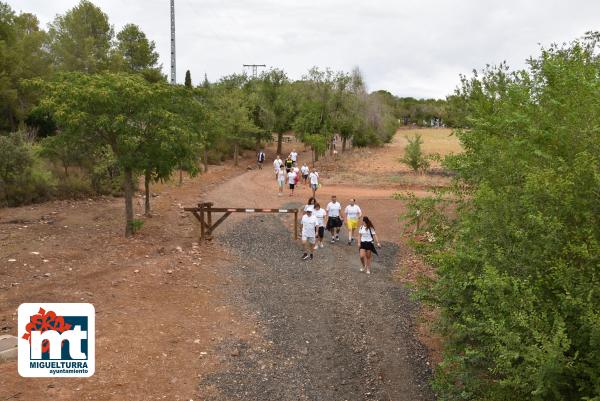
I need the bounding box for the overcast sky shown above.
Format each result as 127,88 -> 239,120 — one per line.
7,0 -> 600,98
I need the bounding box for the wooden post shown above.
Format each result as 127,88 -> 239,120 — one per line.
294,209 -> 298,239
206,202 -> 213,240
199,202 -> 205,241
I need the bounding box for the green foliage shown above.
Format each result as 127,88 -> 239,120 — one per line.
0,132 -> 55,206
399,133 -> 430,172
32,72 -> 205,235
416,33 -> 600,401
185,70 -> 192,88
48,0 -> 113,73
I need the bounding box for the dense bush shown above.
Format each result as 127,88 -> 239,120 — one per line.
414,34 -> 600,401
0,133 -> 55,206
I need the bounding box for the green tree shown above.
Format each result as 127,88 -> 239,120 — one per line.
48,0 -> 113,73
0,3 -> 51,132
34,72 -> 202,236
417,33 -> 600,401
185,70 -> 192,88
114,23 -> 163,82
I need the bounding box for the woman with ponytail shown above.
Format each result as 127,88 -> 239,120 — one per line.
357,216 -> 381,275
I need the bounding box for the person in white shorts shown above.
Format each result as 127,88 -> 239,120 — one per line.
309,170 -> 319,198
276,167 -> 286,196
301,209 -> 318,260
273,155 -> 283,180
312,202 -> 327,249
344,199 -> 362,245
326,195 -> 343,243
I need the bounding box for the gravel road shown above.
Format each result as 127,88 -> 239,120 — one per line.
197,212 -> 434,401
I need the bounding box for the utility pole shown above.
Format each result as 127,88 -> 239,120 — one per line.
170,0 -> 176,84
243,64 -> 266,78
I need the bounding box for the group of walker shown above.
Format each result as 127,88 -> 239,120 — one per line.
264,150 -> 381,275
300,195 -> 381,274
272,151 -> 320,198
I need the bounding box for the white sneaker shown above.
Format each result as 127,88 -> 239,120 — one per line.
319,243 -> 324,248
314,245 -> 318,250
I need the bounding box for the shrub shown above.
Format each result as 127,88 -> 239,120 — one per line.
399,133 -> 430,172
417,34 -> 600,401
0,132 -> 56,206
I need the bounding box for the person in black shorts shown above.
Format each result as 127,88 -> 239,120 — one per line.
357,216 -> 381,275
285,156 -> 293,173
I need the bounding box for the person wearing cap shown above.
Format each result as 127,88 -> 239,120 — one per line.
301,208 -> 318,260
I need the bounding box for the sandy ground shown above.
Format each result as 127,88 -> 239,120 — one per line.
0,130 -> 454,400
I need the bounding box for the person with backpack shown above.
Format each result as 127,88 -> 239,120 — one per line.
257,149 -> 266,169
357,216 -> 381,275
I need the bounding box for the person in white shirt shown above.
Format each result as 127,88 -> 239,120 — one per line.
344,198 -> 362,245
308,170 -> 319,198
312,202 -> 327,249
357,216 -> 381,275
300,163 -> 310,185
287,169 -> 297,196
304,197 -> 315,213
301,209 -> 318,260
276,167 -> 286,196
290,149 -> 298,166
257,150 -> 266,169
326,195 -> 343,242
293,165 -> 301,186
273,156 -> 283,180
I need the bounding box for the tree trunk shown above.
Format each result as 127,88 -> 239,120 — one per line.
234,142 -> 239,166
63,163 -> 69,177
124,167 -> 135,237
342,136 -> 347,152
276,132 -> 283,155
315,148 -> 319,162
144,170 -> 151,216
203,148 -> 209,173
311,148 -> 315,167
179,168 -> 183,186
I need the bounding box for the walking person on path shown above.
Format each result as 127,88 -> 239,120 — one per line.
287,168 -> 298,196
301,208 -> 318,260
326,195 -> 343,243
257,149 -> 266,169
273,155 -> 283,180
308,170 -> 319,198
276,166 -> 286,196
290,149 -> 298,166
344,198 -> 362,245
300,163 -> 310,186
285,156 -> 293,173
313,202 -> 327,249
304,196 -> 316,213
357,216 -> 381,275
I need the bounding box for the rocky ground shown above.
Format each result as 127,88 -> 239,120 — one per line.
196,214 -> 434,401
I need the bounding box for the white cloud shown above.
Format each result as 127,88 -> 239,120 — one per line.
7,0 -> 600,98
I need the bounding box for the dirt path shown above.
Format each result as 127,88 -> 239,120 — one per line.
0,136 -> 438,400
